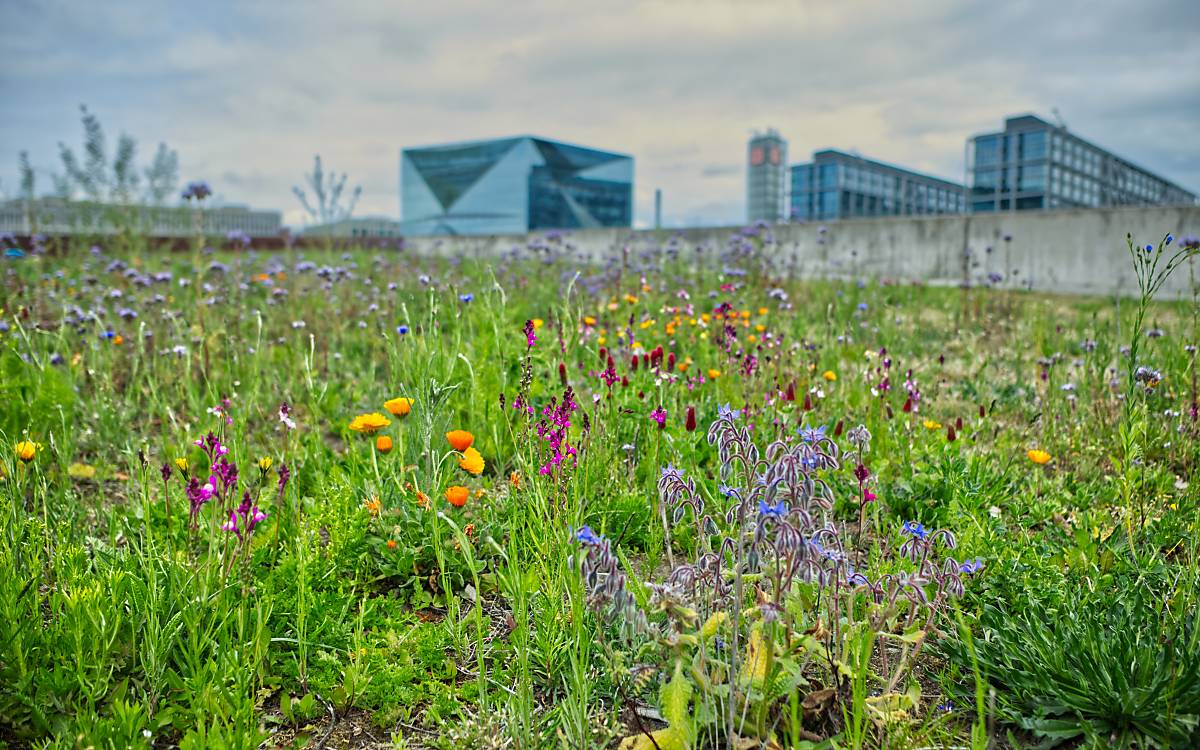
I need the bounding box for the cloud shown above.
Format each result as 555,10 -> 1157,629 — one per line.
1,0 -> 1196,228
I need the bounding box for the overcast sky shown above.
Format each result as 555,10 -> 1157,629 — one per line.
2,0 -> 1198,229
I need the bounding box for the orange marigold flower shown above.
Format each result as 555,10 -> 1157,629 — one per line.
446,430 -> 474,451
364,497 -> 381,517
1027,449 -> 1052,465
445,485 -> 469,507
113,335 -> 124,346
414,490 -> 430,509
458,446 -> 485,475
386,539 -> 397,550
376,435 -> 393,454
509,471 -> 520,488
384,397 -> 413,417
349,412 -> 390,434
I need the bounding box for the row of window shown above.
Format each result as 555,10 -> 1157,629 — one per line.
791,188 -> 964,220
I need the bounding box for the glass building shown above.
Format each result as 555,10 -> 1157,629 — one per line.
968,114 -> 1196,212
400,136 -> 633,235
789,150 -> 964,221
747,129 -> 788,223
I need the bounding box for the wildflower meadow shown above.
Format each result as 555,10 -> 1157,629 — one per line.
2,228 -> 1198,749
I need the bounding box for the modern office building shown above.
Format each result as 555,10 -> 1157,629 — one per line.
967,114 -> 1196,212
747,129 -> 788,223
0,198 -> 281,238
400,136 -> 633,236
789,150 -> 964,221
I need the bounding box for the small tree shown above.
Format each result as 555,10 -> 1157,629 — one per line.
292,155 -> 361,227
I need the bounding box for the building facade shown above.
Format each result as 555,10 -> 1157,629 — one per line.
790,150 -> 964,222
0,198 -> 281,238
400,136 -> 633,236
968,114 -> 1196,212
300,217 -> 402,238
747,129 -> 788,223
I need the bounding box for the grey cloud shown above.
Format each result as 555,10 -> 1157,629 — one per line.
1,0 -> 1196,227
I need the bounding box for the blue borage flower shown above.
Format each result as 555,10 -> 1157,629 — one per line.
797,424 -> 827,443
758,499 -> 787,519
571,525 -> 602,546
959,557 -> 985,574
902,520 -> 928,540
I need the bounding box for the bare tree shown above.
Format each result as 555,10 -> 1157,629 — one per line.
292,155 -> 362,226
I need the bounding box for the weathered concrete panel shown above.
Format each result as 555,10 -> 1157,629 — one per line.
401,205 -> 1199,298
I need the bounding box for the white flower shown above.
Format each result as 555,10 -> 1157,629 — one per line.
988,506 -> 1002,519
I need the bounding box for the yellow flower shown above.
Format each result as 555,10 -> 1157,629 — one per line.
822,370 -> 837,382
923,419 -> 942,430
384,397 -> 413,417
364,496 -> 381,517
707,369 -> 721,379
583,315 -> 596,326
258,456 -> 273,472
458,446 -> 485,475
15,441 -> 37,463
532,318 -> 544,329
349,412 -> 391,435
1027,449 -> 1052,465
174,457 -> 190,476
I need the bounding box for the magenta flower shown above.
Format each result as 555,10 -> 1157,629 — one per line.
650,407 -> 667,429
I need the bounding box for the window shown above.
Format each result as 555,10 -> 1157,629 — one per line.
1016,196 -> 1044,210
973,168 -> 998,194
819,191 -> 838,217
975,136 -> 1000,167
1019,164 -> 1047,191
819,164 -> 839,189
1021,131 -> 1047,161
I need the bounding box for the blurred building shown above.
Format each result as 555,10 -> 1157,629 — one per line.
746,129 -> 787,223
0,198 -> 281,238
790,150 -> 964,221
968,114 -> 1196,212
300,216 -> 402,238
400,136 -> 633,236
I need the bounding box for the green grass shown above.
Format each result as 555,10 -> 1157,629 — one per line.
0,232 -> 1197,749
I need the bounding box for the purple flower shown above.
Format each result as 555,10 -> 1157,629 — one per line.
523,319 -> 537,348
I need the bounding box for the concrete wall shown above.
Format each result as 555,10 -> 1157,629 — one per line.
400,204 -> 1200,298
